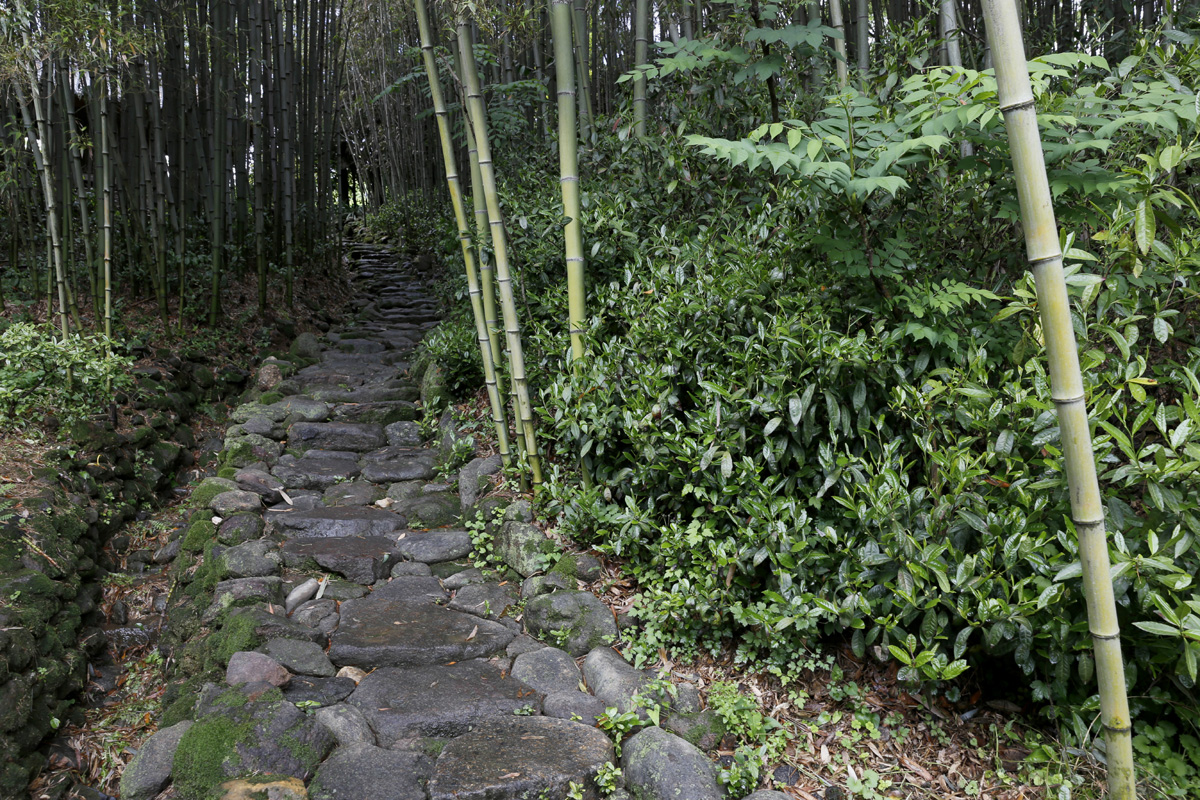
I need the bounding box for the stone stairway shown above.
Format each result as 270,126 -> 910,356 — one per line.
117,245 -> 789,800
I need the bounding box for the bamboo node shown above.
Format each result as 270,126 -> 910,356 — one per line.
1051,394 -> 1086,405
1091,631 -> 1121,641
999,97 -> 1036,113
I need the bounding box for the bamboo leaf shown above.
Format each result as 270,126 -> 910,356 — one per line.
1135,199 -> 1155,254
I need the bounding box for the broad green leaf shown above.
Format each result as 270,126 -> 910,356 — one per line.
1135,199 -> 1155,255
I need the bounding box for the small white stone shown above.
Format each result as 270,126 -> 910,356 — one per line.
337,666 -> 368,683
211,516 -> 223,525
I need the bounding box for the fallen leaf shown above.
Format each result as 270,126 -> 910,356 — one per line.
500,772 -> 521,779
820,744 -> 830,764
467,625 -> 478,641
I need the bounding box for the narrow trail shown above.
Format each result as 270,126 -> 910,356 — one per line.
112,244 -> 732,800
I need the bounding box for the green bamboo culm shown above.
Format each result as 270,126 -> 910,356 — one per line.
457,16 -> 543,487
550,0 -> 586,364
414,0 -> 512,471
981,2 -> 1137,797
633,0 -> 648,138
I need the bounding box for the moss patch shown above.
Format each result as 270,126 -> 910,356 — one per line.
172,710 -> 254,800
182,520 -> 218,553
191,477 -> 237,509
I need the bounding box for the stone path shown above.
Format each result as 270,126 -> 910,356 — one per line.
119,245 -> 790,800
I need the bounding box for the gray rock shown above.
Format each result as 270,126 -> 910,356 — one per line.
270,506 -> 402,538
458,454 -> 502,510
664,709 -> 726,751
291,332 -> 322,359
394,528 -> 472,563
348,662 -> 540,743
285,577 -> 320,613
384,420 -> 423,447
238,414 -> 285,439
235,468 -> 286,503
543,691 -> 609,726
742,792 -> 791,799
392,492 -> 461,528
231,403 -> 287,424
210,490 -> 263,515
428,717 -> 614,800
386,481 -> 425,501
329,594 -> 514,668
496,521 -> 554,577
525,592 -> 618,656
443,568 -> 484,589
511,647 -> 582,695
506,634 -> 545,658
448,582 -> 518,620
310,743 -> 430,800
273,450 -> 362,490
622,726 -> 722,800
292,598 -> 340,635
289,422 -> 386,452
118,720 -> 192,800
314,703 -> 376,747
283,676 -> 357,708
391,561 -> 433,577
261,638 -> 336,677
211,577 -> 284,611
371,575 -> 448,603
359,446 -> 438,483
271,395 -> 332,423
323,480 -> 384,507
504,499 -> 533,523
221,539 -> 279,578
218,513 -> 264,545
521,573 -> 573,598
581,648 -> 648,716
332,400 -> 418,425
281,536 -> 398,584
570,553 -> 604,583
226,651 -> 290,687
228,605 -> 327,645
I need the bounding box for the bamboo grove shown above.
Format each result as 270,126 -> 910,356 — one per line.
343,0 -> 1198,795
0,0 -> 347,336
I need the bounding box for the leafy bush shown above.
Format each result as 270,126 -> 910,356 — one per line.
0,323 -> 134,426
413,313 -> 484,401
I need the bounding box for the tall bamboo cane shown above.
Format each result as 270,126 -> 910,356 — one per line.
982,2 -> 1136,797
414,0 -> 512,471
829,0 -> 849,89
550,0 -> 586,364
633,0 -> 648,138
457,16 -> 543,487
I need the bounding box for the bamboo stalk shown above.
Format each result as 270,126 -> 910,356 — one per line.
981,3 -> 1136,796
457,17 -> 542,487
633,0 -> 648,138
414,0 -> 512,470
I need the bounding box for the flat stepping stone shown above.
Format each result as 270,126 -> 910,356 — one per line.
329,595 -> 515,668
309,743 -> 430,800
270,506 -> 402,538
283,676 -> 357,708
524,591 -> 618,656
428,717 -> 615,800
391,492 -> 461,528
221,540 -> 280,578
331,401 -> 419,425
371,575 -> 448,603
394,529 -> 472,563
281,536 -> 399,584
359,446 -> 437,482
260,638 -> 336,677
229,605 -> 327,645
289,422 -> 386,452
448,582 -> 518,620
269,396 -> 332,422
273,451 -> 362,489
323,480 -> 384,506
348,662 -> 540,742
511,647 -> 583,695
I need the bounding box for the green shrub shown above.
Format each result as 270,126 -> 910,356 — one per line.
0,323 -> 134,426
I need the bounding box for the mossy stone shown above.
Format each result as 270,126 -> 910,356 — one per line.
172,708 -> 255,799
258,391 -> 283,406
192,478 -> 238,509
182,520 -> 218,553
217,467 -> 239,480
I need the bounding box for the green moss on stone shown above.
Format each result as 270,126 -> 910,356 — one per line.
217,467 -> 238,480
191,478 -> 237,509
172,711 -> 253,799
182,520 -> 218,553
258,391 -> 283,405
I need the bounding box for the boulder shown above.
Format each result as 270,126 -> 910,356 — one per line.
621,726 -> 722,800
118,720 -> 192,800
524,592 -> 618,656
495,521 -> 555,577
310,743 -> 430,800
511,647 -> 583,695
